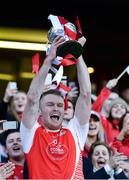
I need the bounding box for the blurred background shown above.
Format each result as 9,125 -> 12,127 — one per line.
0,0 -> 129,99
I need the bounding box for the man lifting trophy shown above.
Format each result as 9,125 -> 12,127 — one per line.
47,14 -> 83,60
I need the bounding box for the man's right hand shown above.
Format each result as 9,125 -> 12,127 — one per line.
47,36 -> 66,61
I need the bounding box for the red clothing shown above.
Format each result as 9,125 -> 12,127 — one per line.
83,144 -> 90,157
92,87 -> 111,112
20,117 -> 88,179
8,164 -> 23,180
25,127 -> 77,179
100,115 -> 120,144
18,112 -> 23,122
92,87 -> 120,144
111,137 -> 129,157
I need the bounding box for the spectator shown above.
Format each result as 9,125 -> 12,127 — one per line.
118,160 -> 129,178
111,112 -> 129,157
92,78 -> 128,144
62,99 -> 75,127
0,83 -> 27,124
0,86 -> 27,165
0,120 -> 8,162
62,82 -> 79,127
92,78 -> 119,118
83,110 -> 106,157
2,129 -> 25,179
83,141 -> 128,179
101,92 -> 119,118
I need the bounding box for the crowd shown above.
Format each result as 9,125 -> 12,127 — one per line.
0,34 -> 129,179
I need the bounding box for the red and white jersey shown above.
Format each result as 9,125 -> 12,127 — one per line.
20,116 -> 89,179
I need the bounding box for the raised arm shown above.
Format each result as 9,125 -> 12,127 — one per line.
92,78 -> 118,112
22,36 -> 65,128
0,82 -> 17,120
75,37 -> 91,125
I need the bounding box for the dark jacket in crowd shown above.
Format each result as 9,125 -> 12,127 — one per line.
83,157 -> 128,179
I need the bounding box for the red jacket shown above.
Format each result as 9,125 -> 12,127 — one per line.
111,137 -> 129,157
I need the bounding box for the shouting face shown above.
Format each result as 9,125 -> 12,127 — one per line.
92,145 -> 110,170
40,94 -> 64,130
6,132 -> 24,160
12,92 -> 27,113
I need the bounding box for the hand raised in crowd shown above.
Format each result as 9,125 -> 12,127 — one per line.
109,149 -> 128,170
106,78 -> 118,90
118,160 -> 129,177
0,120 -> 7,134
0,162 -> 15,179
3,82 -> 18,103
117,115 -> 129,140
68,86 -> 79,99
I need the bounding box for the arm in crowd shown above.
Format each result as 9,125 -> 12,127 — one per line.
0,83 -> 17,120
92,78 -> 118,112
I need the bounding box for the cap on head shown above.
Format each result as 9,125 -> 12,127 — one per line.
109,97 -> 128,111
91,110 -> 100,121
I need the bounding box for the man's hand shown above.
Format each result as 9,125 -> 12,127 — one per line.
47,36 -> 66,61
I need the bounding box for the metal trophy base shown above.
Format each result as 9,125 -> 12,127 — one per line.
56,40 -> 83,59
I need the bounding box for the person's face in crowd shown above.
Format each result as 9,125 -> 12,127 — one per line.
88,116 -> 100,137
92,145 -> 110,170
6,132 -> 24,160
63,101 -> 74,121
12,92 -> 27,113
111,103 -> 126,119
102,92 -> 119,116
40,94 -> 64,130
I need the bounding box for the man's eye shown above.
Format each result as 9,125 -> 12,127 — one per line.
47,103 -> 54,106
58,104 -> 63,107
8,140 -> 13,143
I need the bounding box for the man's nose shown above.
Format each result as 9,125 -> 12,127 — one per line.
53,104 -> 58,110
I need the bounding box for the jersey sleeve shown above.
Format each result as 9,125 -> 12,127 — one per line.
20,121 -> 40,153
67,116 -> 89,150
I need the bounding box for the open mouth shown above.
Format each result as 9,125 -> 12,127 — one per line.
64,112 -> 68,115
12,146 -> 21,151
97,160 -> 106,167
89,127 -> 96,130
18,104 -> 23,108
50,115 -> 60,121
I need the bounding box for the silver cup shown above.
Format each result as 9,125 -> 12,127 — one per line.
47,22 -> 83,58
